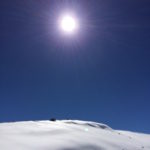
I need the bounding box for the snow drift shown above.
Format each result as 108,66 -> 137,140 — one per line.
0,120 -> 150,150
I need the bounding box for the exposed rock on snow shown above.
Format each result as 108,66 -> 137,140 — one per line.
0,120 -> 150,150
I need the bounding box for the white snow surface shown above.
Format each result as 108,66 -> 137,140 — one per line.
0,120 -> 150,150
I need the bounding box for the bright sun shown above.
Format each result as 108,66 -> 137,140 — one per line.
60,15 -> 78,34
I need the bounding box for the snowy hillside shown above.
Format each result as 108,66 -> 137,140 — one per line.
0,120 -> 150,150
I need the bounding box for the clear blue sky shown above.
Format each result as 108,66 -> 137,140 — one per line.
0,0 -> 150,133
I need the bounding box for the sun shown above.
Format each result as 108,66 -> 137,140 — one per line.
60,14 -> 78,34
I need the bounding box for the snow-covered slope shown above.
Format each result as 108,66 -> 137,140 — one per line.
0,120 -> 150,150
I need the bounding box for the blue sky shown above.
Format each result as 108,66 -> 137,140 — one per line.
0,0 -> 150,133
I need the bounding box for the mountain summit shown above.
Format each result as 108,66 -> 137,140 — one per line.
0,120 -> 150,150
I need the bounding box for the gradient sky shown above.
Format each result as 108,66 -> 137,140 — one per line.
0,0 -> 150,133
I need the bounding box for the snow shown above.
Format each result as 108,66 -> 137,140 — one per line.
0,120 -> 150,150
